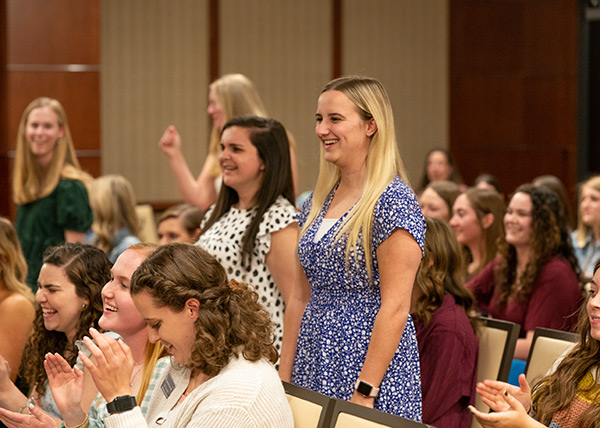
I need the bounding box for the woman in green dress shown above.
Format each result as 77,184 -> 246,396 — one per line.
12,97 -> 94,290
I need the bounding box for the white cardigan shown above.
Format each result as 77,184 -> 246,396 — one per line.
105,356 -> 293,428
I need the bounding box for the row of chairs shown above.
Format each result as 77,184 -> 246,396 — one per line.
469,317 -> 576,428
284,318 -> 578,428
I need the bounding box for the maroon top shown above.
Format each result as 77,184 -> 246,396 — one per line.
466,256 -> 582,337
415,294 -> 479,428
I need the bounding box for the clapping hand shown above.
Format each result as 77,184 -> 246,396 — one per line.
0,402 -> 58,428
44,353 -> 86,426
475,374 -> 532,412
78,328 -> 133,403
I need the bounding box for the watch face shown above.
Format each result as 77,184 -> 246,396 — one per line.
356,381 -> 372,396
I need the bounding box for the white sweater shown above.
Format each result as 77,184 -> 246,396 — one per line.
104,357 -> 293,428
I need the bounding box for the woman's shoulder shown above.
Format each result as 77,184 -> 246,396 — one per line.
0,292 -> 35,316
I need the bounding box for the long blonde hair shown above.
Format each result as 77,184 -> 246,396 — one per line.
12,97 -> 91,204
0,217 -> 34,302
89,175 -> 140,254
207,74 -> 268,176
574,175 -> 600,248
301,76 -> 410,280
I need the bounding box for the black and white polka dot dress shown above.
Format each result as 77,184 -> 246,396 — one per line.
196,196 -> 297,353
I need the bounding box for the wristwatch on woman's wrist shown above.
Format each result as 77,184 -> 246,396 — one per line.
354,380 -> 380,397
106,395 -> 137,414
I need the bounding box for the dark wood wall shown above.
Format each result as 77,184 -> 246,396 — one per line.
0,0 -> 100,219
450,0 -> 579,198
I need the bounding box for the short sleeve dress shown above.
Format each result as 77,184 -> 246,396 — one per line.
16,179 -> 93,290
196,196 -> 298,353
292,176 -> 425,420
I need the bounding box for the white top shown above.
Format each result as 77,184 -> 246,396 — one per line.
313,218 -> 338,242
105,357 -> 293,428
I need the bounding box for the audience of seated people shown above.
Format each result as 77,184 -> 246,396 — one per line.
466,184 -> 582,361
4,81 -> 600,427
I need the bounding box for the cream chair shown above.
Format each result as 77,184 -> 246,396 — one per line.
471,317 -> 520,428
327,399 -> 435,428
524,327 -> 578,387
283,381 -> 335,428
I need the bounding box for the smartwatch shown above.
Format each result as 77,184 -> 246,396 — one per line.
354,380 -> 380,398
106,395 -> 137,414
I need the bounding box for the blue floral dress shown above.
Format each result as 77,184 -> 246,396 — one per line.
292,176 -> 425,420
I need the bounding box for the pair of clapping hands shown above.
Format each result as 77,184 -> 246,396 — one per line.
0,329 -> 134,428
469,373 -> 545,428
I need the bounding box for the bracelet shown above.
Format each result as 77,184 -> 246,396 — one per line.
64,414 -> 89,428
18,396 -> 35,414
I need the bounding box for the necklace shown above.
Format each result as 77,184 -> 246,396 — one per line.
129,362 -> 144,387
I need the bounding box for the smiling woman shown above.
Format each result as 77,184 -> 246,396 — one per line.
44,244 -> 293,428
12,98 -> 94,290
196,116 -> 298,356
467,184 -> 582,360
0,243 -> 109,422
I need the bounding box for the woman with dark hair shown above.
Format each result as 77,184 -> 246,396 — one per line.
159,73 -> 298,211
467,184 -> 582,360
469,259 -> 600,427
419,148 -> 464,193
156,204 -> 204,245
196,116 -> 298,353
44,244 -> 293,427
0,243 -> 109,420
411,217 -> 479,428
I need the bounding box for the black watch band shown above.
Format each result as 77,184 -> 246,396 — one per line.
106,395 -> 137,414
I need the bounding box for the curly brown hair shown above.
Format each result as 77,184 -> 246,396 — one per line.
495,184 -> 580,305
21,243 -> 109,396
530,260 -> 600,426
130,243 -> 277,376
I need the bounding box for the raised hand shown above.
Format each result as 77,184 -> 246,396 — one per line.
78,328 -> 133,403
44,353 -> 85,426
158,125 -> 182,158
476,373 -> 532,413
0,403 -> 58,428
469,390 -> 542,428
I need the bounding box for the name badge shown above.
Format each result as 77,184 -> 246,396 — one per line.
161,374 -> 175,398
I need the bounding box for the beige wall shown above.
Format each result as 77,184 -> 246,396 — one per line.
101,0 -> 448,201
343,0 -> 448,187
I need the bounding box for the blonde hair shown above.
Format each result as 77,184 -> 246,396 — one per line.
301,76 -> 410,280
574,175 -> 600,248
13,97 -> 91,204
0,217 -> 34,302
207,74 -> 268,176
89,175 -> 140,255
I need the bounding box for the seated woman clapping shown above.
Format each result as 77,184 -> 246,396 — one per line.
46,244 -> 293,428
469,258 -> 600,428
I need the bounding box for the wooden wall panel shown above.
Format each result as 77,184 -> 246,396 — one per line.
342,0 -> 449,187
450,0 -> 579,196
219,0 -> 331,194
101,0 -> 209,203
